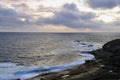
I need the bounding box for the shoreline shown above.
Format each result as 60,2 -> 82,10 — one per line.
30,49 -> 120,80
0,41 -> 101,80
30,60 -> 99,80
29,51 -> 99,80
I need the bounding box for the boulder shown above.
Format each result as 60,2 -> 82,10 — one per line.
103,39 -> 120,53
102,39 -> 120,67
74,40 -> 80,42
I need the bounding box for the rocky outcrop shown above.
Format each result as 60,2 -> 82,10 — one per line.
103,39 -> 120,53
103,39 -> 120,67
30,39 -> 120,80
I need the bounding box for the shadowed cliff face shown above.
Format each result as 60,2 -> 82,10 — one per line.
103,39 -> 120,67
103,39 -> 120,53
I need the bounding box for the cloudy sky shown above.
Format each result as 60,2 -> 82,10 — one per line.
0,0 -> 120,32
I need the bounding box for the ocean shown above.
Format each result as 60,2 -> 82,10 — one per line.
0,32 -> 120,79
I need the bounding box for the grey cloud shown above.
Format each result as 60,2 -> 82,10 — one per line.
0,7 -> 17,16
86,0 -> 118,9
37,3 -> 100,29
0,6 -> 31,27
13,3 -> 30,9
38,5 -> 58,12
108,21 -> 120,27
63,3 -> 78,11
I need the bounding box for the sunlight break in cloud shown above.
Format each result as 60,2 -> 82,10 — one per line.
0,0 -> 120,32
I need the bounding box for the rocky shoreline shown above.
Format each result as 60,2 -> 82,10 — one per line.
29,39 -> 120,80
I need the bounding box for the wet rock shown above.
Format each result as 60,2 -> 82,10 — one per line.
74,40 -> 80,42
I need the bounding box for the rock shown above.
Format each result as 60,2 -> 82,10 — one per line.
110,56 -> 120,67
103,39 -> 120,53
102,39 -> 120,67
30,40 -> 120,80
74,40 -> 80,42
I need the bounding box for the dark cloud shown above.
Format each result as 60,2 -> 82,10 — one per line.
63,3 -> 78,11
86,0 -> 117,9
0,2 -> 119,32
0,6 -> 31,27
37,3 -> 100,29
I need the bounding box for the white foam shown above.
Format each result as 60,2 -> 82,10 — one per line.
0,61 -> 86,80
0,63 -> 26,75
80,53 -> 95,60
71,41 -> 102,61
0,41 -> 102,80
0,72 -> 40,80
71,41 -> 102,52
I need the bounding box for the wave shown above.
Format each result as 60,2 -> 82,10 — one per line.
0,41 -> 102,80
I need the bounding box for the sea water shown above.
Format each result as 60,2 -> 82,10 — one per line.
0,32 -> 120,79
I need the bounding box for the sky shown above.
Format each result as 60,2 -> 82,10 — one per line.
0,0 -> 120,32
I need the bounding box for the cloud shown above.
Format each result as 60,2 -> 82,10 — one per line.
13,3 -> 30,10
0,6 -> 31,27
37,3 -> 101,29
37,5 -> 60,13
0,1 -> 120,32
0,0 -> 43,3
86,0 -> 118,9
